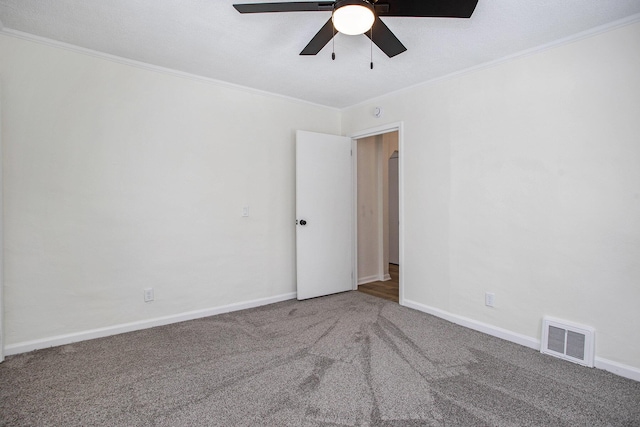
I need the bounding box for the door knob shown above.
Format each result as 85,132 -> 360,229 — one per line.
299,219 -> 307,226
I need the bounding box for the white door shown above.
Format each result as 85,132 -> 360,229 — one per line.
296,130 -> 353,300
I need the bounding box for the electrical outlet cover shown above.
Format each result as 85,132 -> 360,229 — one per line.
485,292 -> 495,307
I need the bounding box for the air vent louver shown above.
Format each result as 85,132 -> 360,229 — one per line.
541,317 -> 594,367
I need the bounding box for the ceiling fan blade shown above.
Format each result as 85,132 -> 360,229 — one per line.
375,0 -> 478,18
300,18 -> 335,55
365,17 -> 407,58
233,2 -> 334,13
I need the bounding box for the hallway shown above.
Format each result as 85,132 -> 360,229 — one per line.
357,264 -> 399,303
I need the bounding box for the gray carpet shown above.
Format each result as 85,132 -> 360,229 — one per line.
1,291 -> 639,426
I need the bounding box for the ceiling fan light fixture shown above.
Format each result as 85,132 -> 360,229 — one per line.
332,0 -> 375,36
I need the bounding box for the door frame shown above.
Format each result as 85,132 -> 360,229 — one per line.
0,83 -> 4,362
349,122 -> 404,305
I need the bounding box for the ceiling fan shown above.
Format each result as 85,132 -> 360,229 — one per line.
233,0 -> 479,59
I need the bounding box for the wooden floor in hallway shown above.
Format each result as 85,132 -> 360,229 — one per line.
357,264 -> 399,303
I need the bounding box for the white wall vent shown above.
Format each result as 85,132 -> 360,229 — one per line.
541,317 -> 595,367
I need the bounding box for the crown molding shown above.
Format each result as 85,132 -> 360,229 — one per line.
1,12 -> 638,113
344,13 -> 640,111
0,28 -> 340,112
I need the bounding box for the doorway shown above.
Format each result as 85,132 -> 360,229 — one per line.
0,86 -> 4,362
353,129 -> 400,304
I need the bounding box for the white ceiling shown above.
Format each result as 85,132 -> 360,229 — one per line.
1,0 -> 639,108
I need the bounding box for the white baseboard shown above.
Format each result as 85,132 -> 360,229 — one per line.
595,357 -> 640,382
6,293 -> 639,382
4,292 -> 297,356
358,274 -> 391,285
403,299 -> 539,350
402,299 -> 640,382
358,275 -> 380,285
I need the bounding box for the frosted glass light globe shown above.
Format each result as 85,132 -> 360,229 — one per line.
332,2 -> 375,35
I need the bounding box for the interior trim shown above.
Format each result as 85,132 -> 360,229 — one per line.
404,298 -> 640,382
4,292 -> 297,356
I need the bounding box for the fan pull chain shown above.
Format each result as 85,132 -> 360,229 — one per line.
370,26 -> 373,69
332,26 -> 336,60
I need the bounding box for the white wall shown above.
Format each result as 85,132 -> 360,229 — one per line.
2,20 -> 639,377
0,78 -> 4,361
342,22 -> 640,372
357,135 -> 380,283
380,132 -> 398,274
388,151 -> 399,265
0,34 -> 341,348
